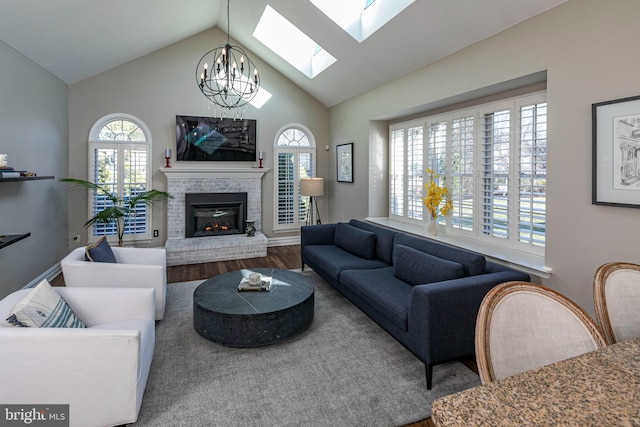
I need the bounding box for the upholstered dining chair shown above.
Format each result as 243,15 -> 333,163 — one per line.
594,262 -> 640,345
475,281 -> 606,384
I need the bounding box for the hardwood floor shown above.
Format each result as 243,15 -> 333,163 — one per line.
53,244 -> 470,427
165,245 -> 302,283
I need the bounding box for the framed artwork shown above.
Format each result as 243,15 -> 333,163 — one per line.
336,143 -> 353,183
593,95 -> 640,208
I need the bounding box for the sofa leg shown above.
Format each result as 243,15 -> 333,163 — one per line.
425,364 -> 433,390
301,261 -> 305,271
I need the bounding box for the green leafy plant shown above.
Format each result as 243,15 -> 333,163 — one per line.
60,178 -> 171,246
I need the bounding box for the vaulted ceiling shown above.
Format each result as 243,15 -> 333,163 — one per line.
0,0 -> 565,107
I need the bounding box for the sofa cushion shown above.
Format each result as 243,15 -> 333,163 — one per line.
334,223 -> 377,260
6,280 -> 86,328
303,245 -> 388,282
85,236 -> 117,263
349,219 -> 398,264
395,234 -> 486,276
340,267 -> 412,331
393,245 -> 464,285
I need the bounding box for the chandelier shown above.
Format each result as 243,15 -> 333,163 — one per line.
196,0 -> 260,112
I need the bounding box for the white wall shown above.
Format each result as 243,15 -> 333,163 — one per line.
68,27 -> 330,246
0,40 -> 69,297
328,0 -> 640,316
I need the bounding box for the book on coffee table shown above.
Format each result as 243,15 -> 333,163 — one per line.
238,276 -> 272,292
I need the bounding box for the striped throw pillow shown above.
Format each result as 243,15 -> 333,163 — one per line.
6,280 -> 85,328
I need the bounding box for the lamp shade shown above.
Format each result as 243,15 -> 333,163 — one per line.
300,178 -> 324,197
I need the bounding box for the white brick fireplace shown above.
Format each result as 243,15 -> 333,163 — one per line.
160,167 -> 269,266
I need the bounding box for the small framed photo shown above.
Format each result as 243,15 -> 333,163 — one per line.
336,143 -> 353,183
593,95 -> 640,208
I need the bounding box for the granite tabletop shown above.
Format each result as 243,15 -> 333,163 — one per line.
431,337 -> 640,426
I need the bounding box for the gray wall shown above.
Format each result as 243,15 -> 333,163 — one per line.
68,27 -> 330,246
328,0 -> 640,316
0,40 -> 69,298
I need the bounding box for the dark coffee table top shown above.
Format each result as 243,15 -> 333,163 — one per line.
193,268 -> 315,347
193,268 -> 314,315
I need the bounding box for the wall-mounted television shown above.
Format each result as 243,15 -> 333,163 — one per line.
176,115 -> 257,161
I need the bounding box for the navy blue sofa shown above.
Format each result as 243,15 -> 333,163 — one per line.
301,219 -> 530,389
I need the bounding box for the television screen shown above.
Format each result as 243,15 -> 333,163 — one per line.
176,116 -> 257,161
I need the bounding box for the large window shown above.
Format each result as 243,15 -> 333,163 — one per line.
390,91 -> 547,255
274,124 -> 317,231
88,113 -> 152,242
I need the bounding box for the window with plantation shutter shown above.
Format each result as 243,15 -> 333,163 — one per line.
389,90 -> 546,257
518,101 -> 547,247
88,114 -> 152,243
450,115 -> 474,231
274,125 -> 317,231
390,128 -> 405,216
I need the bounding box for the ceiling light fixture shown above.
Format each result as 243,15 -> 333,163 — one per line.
196,0 -> 260,114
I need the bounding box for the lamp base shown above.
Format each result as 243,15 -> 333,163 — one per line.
165,157 -> 171,168
305,197 -> 322,226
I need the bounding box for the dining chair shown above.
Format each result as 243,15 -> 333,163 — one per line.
475,281 -> 606,384
594,262 -> 640,345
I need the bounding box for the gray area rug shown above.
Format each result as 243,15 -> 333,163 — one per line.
131,271 -> 480,427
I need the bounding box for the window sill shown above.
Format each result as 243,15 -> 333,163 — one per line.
365,217 -> 552,279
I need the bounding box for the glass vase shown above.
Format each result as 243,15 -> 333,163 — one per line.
428,217 -> 438,236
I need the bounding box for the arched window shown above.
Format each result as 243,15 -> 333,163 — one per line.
274,124 -> 317,230
88,113 -> 152,242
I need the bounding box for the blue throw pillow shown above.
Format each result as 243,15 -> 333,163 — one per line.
394,234 -> 486,276
84,236 -> 117,263
393,245 -> 464,285
334,222 -> 377,260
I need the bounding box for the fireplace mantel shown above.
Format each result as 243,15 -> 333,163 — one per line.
160,167 -> 269,179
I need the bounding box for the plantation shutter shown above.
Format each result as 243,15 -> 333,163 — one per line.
518,101 -> 547,248
450,115 -> 475,231
427,121 -> 447,225
481,109 -> 510,239
390,128 -> 405,216
407,126 -> 424,220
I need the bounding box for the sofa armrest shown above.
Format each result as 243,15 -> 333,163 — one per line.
57,287 -> 155,326
408,269 -> 530,364
112,247 -> 166,266
62,260 -> 165,288
0,327 -> 142,426
301,224 -> 337,247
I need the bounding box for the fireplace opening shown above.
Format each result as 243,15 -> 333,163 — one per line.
185,192 -> 247,238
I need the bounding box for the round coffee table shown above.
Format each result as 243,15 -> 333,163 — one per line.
193,268 -> 314,347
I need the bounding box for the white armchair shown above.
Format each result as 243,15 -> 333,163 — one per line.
61,246 -> 167,320
0,287 -> 155,427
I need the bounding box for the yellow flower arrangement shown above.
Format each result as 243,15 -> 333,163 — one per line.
423,168 -> 453,219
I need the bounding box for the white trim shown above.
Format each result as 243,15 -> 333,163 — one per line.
268,235 -> 301,247
160,167 -> 269,179
22,263 -> 62,289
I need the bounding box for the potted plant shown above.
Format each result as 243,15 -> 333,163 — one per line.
61,178 -> 171,246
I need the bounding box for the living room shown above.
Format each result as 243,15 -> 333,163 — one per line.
1,0 -> 639,424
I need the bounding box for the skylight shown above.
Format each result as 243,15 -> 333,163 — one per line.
253,5 -> 336,79
309,0 -> 415,43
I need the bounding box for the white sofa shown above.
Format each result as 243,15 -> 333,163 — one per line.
0,286 -> 155,427
61,246 -> 167,320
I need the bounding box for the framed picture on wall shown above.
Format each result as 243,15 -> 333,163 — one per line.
593,95 -> 640,208
336,143 -> 353,183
